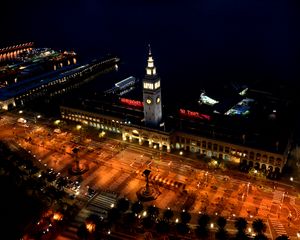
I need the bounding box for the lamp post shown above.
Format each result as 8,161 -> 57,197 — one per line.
247,182 -> 250,196
282,192 -> 285,204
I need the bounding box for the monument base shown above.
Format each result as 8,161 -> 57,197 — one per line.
69,162 -> 89,175
136,187 -> 160,202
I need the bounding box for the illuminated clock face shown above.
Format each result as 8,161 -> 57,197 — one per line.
156,97 -> 160,103
146,98 -> 152,105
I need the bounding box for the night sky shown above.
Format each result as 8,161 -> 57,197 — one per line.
1,0 -> 300,100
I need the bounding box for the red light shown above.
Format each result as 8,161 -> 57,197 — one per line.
120,98 -> 144,108
179,108 -> 211,121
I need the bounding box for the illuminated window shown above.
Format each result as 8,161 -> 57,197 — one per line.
154,80 -> 160,89
143,82 -> 154,90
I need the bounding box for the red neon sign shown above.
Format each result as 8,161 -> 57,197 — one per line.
120,98 -> 143,108
179,109 -> 211,121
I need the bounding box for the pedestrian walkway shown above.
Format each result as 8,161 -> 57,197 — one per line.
269,218 -> 288,237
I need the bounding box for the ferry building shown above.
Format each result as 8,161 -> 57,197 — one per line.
60,46 -> 292,177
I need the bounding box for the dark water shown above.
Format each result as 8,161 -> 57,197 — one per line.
2,0 -> 300,101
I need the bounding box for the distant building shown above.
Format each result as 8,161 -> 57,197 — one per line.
0,50 -> 119,110
60,47 -> 293,176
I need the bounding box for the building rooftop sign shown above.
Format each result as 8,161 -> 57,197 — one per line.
179,108 -> 211,121
120,98 -> 143,108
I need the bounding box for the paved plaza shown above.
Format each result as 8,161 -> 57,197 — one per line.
1,112 -> 300,239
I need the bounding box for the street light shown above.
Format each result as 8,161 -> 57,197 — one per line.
290,177 -> 294,182
247,182 -> 250,196
281,192 -> 286,204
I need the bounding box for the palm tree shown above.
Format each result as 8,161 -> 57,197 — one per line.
180,210 -> 191,224
215,216 -> 229,240
142,216 -> 155,230
147,205 -> 159,219
252,218 -> 267,236
196,213 -> 210,239
156,219 -> 170,236
176,222 -> 190,236
163,208 -> 174,222
234,217 -> 249,240
275,235 -> 290,240
131,201 -> 143,215
117,197 -> 130,213
254,234 -> 268,240
107,207 -> 121,226
123,212 -> 137,232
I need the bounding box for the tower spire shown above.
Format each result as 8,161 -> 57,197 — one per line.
148,44 -> 152,56
146,44 -> 156,76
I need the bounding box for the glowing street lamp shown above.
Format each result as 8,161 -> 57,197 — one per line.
179,151 -> 183,155
290,177 -> 294,182
142,211 -> 147,217
247,182 -> 250,196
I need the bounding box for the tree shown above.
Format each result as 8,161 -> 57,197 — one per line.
217,216 -> 227,229
234,217 -> 249,240
275,235 -> 290,240
198,213 -> 210,227
216,216 -> 229,240
252,219 -> 266,236
176,222 -> 190,236
123,212 -> 137,232
142,216 -> 155,230
180,210 -> 191,224
156,219 -> 170,235
196,214 -> 210,239
117,197 -> 130,213
107,207 -> 120,226
163,208 -> 174,222
254,234 -> 268,240
147,205 -> 159,219
131,201 -> 143,215
216,228 -> 229,240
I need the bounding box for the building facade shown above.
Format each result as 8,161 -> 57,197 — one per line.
60,105 -> 289,173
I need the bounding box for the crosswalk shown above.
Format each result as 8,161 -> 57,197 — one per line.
273,190 -> 284,204
269,218 -> 287,237
56,192 -> 118,240
86,192 -> 118,217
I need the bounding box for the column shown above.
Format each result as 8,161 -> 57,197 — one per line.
122,132 -> 126,141
167,144 -> 171,153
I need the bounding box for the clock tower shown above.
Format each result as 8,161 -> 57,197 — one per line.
143,45 -> 162,127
